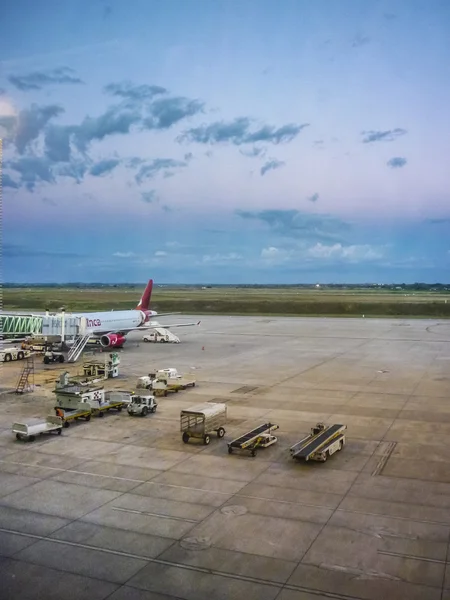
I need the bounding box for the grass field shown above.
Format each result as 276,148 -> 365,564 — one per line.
3,286 -> 450,317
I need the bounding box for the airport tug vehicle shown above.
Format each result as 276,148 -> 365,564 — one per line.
127,394 -> 158,417
180,402 -> 227,445
290,423 -> 347,462
227,423 -> 279,457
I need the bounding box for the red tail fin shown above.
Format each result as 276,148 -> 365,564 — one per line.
136,279 -> 153,311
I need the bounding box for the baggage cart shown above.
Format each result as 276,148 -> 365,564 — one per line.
13,415 -> 63,442
180,402 -> 227,445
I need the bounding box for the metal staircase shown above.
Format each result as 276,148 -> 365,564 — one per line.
15,356 -> 35,394
67,334 -> 91,362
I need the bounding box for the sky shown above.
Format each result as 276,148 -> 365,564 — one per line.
1,0 -> 450,284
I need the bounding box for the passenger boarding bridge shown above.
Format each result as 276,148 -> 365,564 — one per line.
1,312 -> 81,340
1,313 -> 94,362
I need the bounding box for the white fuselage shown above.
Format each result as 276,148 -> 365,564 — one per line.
73,310 -> 146,335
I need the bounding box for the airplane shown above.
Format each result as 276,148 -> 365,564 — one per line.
71,279 -> 200,349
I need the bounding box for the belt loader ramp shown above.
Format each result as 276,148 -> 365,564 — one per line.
227,423 -> 279,457
290,423 -> 346,462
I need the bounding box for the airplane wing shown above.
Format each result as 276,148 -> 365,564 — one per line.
91,321 -> 201,336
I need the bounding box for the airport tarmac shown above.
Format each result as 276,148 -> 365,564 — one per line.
0,315 -> 450,600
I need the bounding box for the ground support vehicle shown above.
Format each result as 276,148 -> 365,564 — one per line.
180,402 -> 227,445
290,423 -> 347,462
143,329 -> 180,343
1,347 -> 31,362
127,394 -> 158,416
55,402 -> 92,428
138,368 -> 196,395
13,416 -> 63,441
87,391 -> 129,417
43,350 -> 65,364
227,423 -> 279,457
81,353 -> 120,382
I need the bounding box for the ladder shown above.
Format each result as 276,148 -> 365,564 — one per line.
15,356 -> 35,394
67,334 -> 91,363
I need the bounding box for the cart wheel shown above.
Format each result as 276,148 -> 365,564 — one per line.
64,421 -> 70,428
86,415 -> 91,422
151,406 -> 156,413
182,432 -> 190,444
217,427 -> 225,438
29,436 -> 35,442
204,435 -> 210,445
228,446 -> 233,454
99,411 -> 104,418
16,433 -> 21,440
117,406 -> 122,412
251,450 -> 256,457
57,428 -> 62,435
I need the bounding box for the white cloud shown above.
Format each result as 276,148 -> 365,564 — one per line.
113,251 -> 135,258
202,252 -> 242,264
155,250 -> 167,257
307,243 -> 383,261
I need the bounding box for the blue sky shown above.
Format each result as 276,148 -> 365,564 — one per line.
1,0 -> 450,283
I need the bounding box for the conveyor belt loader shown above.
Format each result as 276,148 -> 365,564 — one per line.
290,422 -> 346,462
228,423 -> 279,457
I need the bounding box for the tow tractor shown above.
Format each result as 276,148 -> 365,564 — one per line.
227,423 -> 279,457
0,347 -> 32,362
290,422 -> 347,462
127,394 -> 158,417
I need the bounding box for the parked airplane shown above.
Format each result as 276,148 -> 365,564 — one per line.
72,279 -> 200,348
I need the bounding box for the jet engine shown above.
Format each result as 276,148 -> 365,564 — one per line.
100,333 -> 126,348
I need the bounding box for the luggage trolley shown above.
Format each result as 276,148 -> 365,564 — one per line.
290,422 -> 347,462
180,402 -> 227,445
227,422 -> 279,457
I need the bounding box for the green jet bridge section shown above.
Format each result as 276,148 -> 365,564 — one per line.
1,313 -> 81,341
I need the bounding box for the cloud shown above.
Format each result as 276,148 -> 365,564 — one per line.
179,117 -> 309,146
113,251 -> 135,258
351,34 -> 370,48
387,156 -> 407,168
144,96 -> 204,130
141,190 -> 159,203
8,67 -> 84,91
104,81 -> 167,102
8,156 -> 56,191
155,250 -> 167,257
2,173 -> 20,189
73,105 -> 142,152
361,128 -> 407,143
240,147 -> 266,158
201,252 -> 242,264
4,243 -> 81,258
44,125 -> 75,162
307,193 -> 319,203
260,159 -> 285,176
41,197 -> 57,206
260,243 -> 384,265
135,158 -> 187,185
307,242 -> 383,261
426,218 -> 450,225
236,208 -> 350,242
6,103 -> 64,154
89,158 -> 120,176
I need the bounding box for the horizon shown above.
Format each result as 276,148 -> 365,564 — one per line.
2,0 -> 450,284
